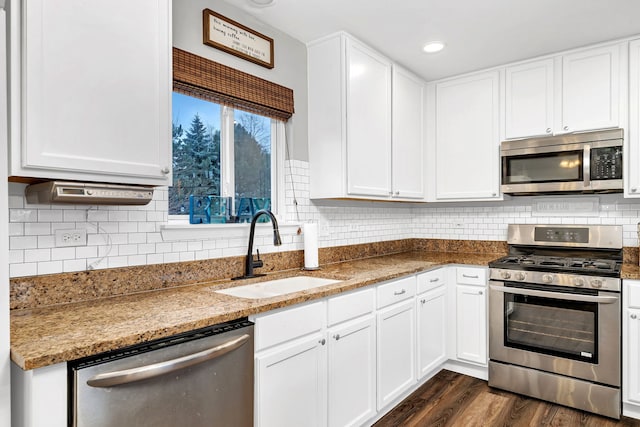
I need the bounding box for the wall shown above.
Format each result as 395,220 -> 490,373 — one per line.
173,0 -> 309,161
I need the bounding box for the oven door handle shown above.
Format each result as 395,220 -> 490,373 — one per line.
490,285 -> 618,304
86,333 -> 250,388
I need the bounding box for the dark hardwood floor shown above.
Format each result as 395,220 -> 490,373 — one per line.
374,370 -> 640,427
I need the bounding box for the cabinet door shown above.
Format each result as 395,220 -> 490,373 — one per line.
327,316 -> 376,427
625,308 -> 640,405
456,284 -> 487,365
504,59 -> 554,139
376,298 -> 416,410
14,0 -> 171,185
255,336 -> 327,427
346,38 -> 392,197
435,71 -> 500,200
561,45 -> 620,133
391,65 -> 424,199
416,286 -> 447,379
628,39 -> 640,197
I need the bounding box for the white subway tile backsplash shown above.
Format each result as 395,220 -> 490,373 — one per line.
51,247 -> 76,261
63,210 -> 87,222
37,261 -> 63,275
38,210 -> 64,222
24,223 -> 52,236
64,259 -> 87,273
10,263 -> 37,277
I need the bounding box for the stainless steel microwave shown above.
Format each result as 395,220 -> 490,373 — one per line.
500,129 -> 623,195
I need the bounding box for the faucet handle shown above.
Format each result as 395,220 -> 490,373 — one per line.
252,249 -> 264,269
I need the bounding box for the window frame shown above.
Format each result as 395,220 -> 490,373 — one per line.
167,101 -> 285,226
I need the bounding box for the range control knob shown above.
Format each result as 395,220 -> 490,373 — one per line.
542,274 -> 555,283
573,278 -> 585,287
514,272 -> 526,281
501,271 -> 511,280
591,279 -> 603,289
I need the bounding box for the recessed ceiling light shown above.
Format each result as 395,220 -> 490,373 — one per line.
248,0 -> 276,7
422,41 -> 445,53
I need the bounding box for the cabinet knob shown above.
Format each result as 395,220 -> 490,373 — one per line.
161,167 -> 170,175
546,128 -> 552,134
319,338 -> 326,345
632,314 -> 638,320
395,191 -> 400,196
563,126 -> 569,131
478,290 -> 484,295
492,193 -> 497,197
429,278 -> 439,283
632,188 -> 637,193
333,334 -> 340,341
394,289 -> 406,296
421,299 -> 426,304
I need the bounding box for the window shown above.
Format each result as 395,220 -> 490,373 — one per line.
170,48 -> 294,225
170,92 -> 278,224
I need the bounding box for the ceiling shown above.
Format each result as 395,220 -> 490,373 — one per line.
226,0 -> 640,81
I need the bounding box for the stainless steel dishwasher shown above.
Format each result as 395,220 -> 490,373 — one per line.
68,318 -> 254,427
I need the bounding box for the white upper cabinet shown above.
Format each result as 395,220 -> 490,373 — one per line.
9,0 -> 172,186
504,44 -> 622,140
346,38 -> 393,197
308,32 -> 425,201
392,65 -> 425,199
504,59 -> 554,139
627,39 -> 640,197
561,45 -> 620,134
431,71 -> 501,201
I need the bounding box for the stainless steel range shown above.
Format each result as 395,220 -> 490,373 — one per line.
488,224 -> 623,419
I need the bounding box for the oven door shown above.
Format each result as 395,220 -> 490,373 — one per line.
488,280 -> 620,386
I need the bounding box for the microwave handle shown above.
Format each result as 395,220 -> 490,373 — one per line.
583,144 -> 591,188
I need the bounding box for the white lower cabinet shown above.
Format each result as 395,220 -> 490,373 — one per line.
624,280 -> 640,410
255,335 -> 327,427
253,301 -> 327,427
327,286 -> 376,427
454,267 -> 488,366
376,276 -> 416,410
416,269 -> 447,379
327,315 -> 376,427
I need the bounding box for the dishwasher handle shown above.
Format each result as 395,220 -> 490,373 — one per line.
86,333 -> 250,388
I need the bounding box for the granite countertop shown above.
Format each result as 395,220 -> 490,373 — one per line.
622,263 -> 640,280
10,251 -> 502,370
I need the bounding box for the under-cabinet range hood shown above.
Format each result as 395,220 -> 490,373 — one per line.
25,181 -> 154,205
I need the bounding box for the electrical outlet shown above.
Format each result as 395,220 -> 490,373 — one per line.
55,229 -> 87,247
348,224 -> 358,232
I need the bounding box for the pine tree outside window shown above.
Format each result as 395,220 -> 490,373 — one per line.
170,92 -> 279,224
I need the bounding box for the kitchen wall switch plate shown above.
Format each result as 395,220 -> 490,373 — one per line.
55,229 -> 87,247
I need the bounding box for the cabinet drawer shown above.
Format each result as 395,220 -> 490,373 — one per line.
327,286 -> 375,326
417,268 -> 445,294
627,281 -> 640,308
253,301 -> 325,351
377,276 -> 416,309
456,267 -> 486,286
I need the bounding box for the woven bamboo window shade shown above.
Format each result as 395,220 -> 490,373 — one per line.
173,48 -> 294,121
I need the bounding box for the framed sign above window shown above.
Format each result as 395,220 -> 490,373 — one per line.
202,9 -> 274,69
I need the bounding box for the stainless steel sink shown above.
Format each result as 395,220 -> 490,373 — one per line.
215,276 -> 341,299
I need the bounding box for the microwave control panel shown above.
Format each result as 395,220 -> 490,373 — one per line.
591,147 -> 622,180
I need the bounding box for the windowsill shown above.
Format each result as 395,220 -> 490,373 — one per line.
160,222 -> 301,241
